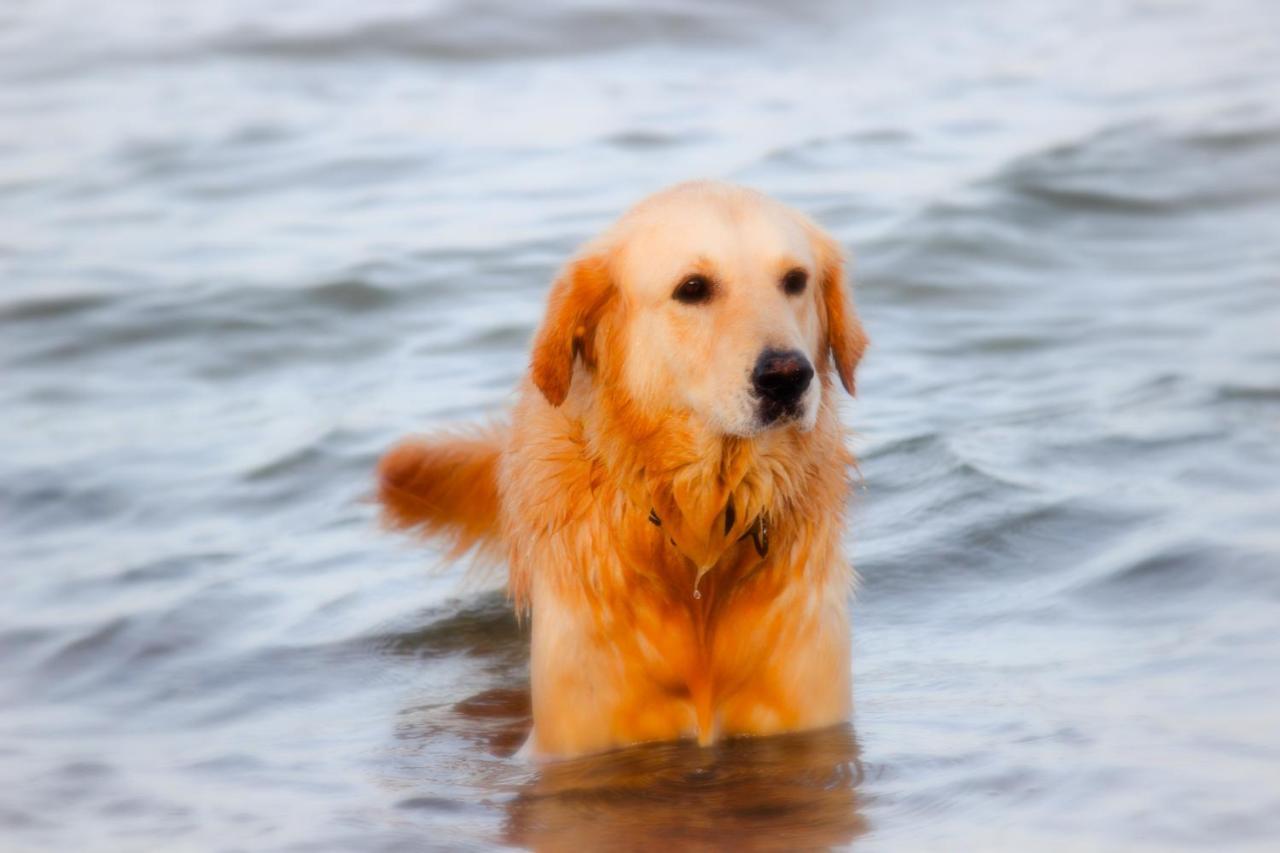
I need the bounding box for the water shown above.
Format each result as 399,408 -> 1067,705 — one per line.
2,0 -> 1279,849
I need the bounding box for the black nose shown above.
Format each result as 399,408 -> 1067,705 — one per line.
752,348 -> 814,404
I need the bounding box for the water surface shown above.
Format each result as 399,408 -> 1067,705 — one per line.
3,0 -> 1280,849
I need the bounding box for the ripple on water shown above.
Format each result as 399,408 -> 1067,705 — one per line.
1064,535 -> 1280,614
187,2 -> 801,66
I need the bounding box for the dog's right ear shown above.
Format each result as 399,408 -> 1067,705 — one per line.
529,254 -> 614,407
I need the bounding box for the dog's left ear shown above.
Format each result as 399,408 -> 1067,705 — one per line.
529,254 -> 615,406
811,227 -> 868,396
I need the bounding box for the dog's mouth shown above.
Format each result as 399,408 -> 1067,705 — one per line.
755,397 -> 805,428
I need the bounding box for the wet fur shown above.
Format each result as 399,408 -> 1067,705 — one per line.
378,182 -> 867,758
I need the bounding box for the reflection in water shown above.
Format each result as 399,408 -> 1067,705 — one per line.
453,687 -> 533,759
503,725 -> 866,851
504,722 -> 865,845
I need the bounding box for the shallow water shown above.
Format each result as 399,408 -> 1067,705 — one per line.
3,0 -> 1280,850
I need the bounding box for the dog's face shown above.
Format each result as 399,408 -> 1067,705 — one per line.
612,189 -> 828,435
530,182 -> 867,436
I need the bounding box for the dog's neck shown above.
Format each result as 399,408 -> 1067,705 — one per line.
578,381 -> 844,575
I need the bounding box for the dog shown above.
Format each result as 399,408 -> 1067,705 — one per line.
378,181 -> 868,759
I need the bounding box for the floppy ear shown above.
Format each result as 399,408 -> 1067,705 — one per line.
812,229 -> 868,396
529,254 -> 614,406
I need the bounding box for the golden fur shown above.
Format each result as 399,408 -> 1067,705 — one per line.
378,181 -> 868,758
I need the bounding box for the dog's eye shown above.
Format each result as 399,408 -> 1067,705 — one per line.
782,268 -> 808,296
672,274 -> 714,305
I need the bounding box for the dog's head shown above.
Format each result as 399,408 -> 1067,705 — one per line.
530,182 -> 867,436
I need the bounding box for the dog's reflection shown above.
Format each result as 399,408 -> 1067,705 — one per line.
449,688 -> 867,851
505,725 -> 866,850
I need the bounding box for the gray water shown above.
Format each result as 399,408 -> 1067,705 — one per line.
3,1 -> 1280,850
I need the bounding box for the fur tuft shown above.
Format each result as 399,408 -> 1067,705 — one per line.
377,426 -> 506,562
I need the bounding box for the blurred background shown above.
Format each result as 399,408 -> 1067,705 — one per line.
2,0 -> 1279,849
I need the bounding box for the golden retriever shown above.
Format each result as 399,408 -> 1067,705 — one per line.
378,181 -> 868,759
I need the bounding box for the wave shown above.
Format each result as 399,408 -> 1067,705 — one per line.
1,278 -> 406,369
